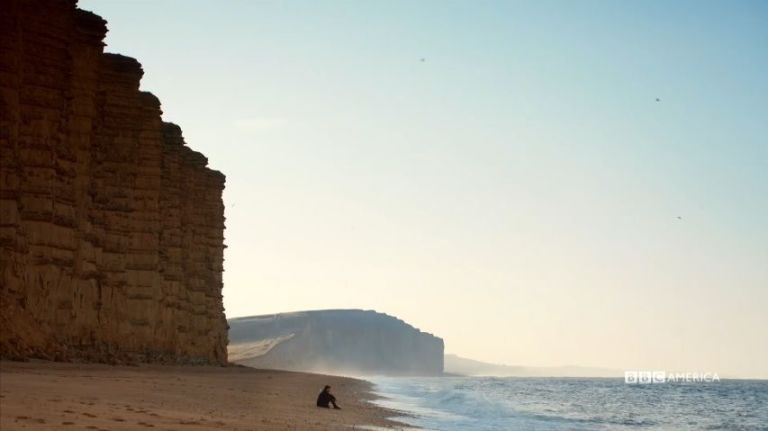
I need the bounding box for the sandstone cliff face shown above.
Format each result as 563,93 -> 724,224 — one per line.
228,310 -> 444,376
0,0 -> 228,364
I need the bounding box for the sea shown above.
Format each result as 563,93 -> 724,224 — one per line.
369,376 -> 768,431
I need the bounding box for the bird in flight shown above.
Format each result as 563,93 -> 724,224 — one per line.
656,98 -> 661,102
676,216 -> 682,220
420,58 -> 426,62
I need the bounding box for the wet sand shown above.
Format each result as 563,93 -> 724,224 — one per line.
0,360 -> 407,430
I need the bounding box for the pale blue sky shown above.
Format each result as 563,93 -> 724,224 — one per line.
81,0 -> 767,378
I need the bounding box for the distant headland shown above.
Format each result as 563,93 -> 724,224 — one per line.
228,309 -> 445,376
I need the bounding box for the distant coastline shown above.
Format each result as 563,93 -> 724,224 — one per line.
444,353 -> 622,377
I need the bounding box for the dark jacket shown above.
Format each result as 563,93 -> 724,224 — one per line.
316,389 -> 337,408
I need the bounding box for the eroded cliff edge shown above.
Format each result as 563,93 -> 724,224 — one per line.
229,310 -> 445,376
0,0 -> 228,364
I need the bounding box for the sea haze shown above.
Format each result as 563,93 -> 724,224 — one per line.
370,376 -> 768,431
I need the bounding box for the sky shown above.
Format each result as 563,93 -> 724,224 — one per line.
80,0 -> 768,379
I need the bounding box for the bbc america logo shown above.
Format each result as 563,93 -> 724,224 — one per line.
625,371 -> 720,384
624,371 -> 666,384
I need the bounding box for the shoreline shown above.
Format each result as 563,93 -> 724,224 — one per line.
0,360 -> 410,430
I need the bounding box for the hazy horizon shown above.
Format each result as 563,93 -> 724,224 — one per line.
81,0 -> 767,379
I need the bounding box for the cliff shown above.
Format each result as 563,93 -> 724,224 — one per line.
0,0 -> 228,364
228,310 -> 444,376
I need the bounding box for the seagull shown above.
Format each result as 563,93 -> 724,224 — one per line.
656,98 -> 661,102
676,216 -> 682,220
420,58 -> 426,62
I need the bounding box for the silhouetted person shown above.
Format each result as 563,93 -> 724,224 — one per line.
316,385 -> 341,409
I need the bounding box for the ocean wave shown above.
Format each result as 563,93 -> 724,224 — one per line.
371,377 -> 768,431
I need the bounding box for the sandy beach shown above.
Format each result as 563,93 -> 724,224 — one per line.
0,361 -> 406,431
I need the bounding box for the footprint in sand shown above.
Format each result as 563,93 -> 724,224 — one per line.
14,416 -> 46,424
83,412 -> 98,418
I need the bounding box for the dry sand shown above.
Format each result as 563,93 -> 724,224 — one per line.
0,360 -> 410,431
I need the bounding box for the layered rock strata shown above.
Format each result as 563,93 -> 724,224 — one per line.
0,0 -> 228,364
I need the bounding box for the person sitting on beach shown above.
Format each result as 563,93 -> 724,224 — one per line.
316,385 -> 341,409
